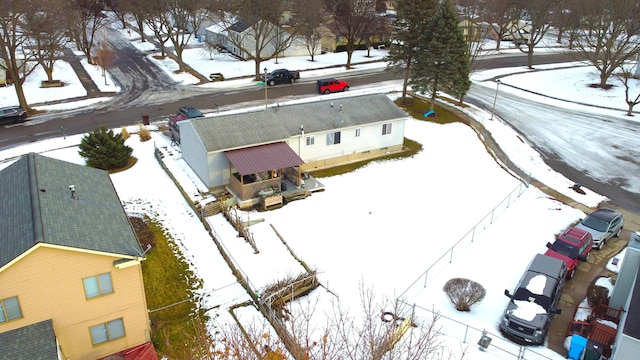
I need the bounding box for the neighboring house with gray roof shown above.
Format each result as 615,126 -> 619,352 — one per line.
179,93 -> 407,207
0,153 -> 155,360
609,231 -> 640,359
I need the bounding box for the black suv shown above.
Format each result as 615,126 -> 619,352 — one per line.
500,254 -> 566,344
0,106 -> 27,125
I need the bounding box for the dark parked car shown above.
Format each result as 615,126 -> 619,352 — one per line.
262,69 -> 300,86
545,226 -> 594,279
500,254 -> 566,345
178,106 -> 204,119
0,106 -> 27,125
574,208 -> 624,250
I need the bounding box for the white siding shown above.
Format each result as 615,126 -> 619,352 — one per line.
180,122 -> 211,186
206,152 -> 232,187
300,120 -> 405,163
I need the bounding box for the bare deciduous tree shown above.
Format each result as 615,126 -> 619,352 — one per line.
94,42 -> 114,85
68,0 -> 109,65
218,0 -> 299,80
0,0 -> 37,110
324,0 -> 379,70
142,1 -> 171,57
511,0 -> 558,69
22,0 -> 71,83
480,0 -> 514,51
164,0 -> 213,72
618,66 -> 640,116
291,0 -> 327,61
573,0 -> 640,88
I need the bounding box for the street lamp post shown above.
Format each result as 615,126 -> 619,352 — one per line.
264,67 -> 268,110
490,79 -> 501,121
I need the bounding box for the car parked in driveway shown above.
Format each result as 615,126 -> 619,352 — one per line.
0,106 -> 28,125
500,254 -> 566,345
574,208 -> 624,250
545,226 -> 594,279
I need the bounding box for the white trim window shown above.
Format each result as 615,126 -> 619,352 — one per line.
90,318 -> 126,345
83,273 -> 114,299
306,135 -> 315,146
326,131 -> 341,145
382,123 -> 392,135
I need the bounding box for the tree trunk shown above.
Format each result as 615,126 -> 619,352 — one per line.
13,78 -> 30,111
346,47 -> 354,69
401,58 -> 412,102
527,46 -> 534,69
600,73 -> 608,88
495,38 -> 501,51
255,60 -> 264,82
627,103 -> 634,116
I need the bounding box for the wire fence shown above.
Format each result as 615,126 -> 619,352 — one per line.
399,300 -> 555,360
398,175 -> 530,300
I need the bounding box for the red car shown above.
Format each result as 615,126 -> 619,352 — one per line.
545,226 -> 594,279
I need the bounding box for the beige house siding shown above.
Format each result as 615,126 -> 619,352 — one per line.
0,245 -> 150,360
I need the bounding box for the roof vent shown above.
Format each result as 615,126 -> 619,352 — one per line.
69,185 -> 78,200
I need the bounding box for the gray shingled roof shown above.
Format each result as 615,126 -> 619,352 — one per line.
188,93 -> 408,152
623,264 -> 640,339
0,153 -> 143,269
0,319 -> 58,360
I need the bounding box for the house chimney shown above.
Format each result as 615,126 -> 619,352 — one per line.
69,185 -> 78,200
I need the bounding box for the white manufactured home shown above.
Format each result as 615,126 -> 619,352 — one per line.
178,94 -> 408,206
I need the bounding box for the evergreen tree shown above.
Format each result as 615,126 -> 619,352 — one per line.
411,0 -> 471,109
385,0 -> 438,103
79,127 -> 133,170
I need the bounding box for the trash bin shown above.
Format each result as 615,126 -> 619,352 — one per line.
281,182 -> 287,191
584,340 -> 605,360
568,334 -> 588,360
141,114 -> 149,125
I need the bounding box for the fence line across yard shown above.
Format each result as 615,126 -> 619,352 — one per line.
398,300 -> 554,360
398,175 -> 530,300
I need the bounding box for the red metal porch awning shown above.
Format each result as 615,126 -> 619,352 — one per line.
225,142 -> 304,176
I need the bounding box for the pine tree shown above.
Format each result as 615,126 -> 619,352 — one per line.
410,0 -> 471,109
79,127 -> 133,170
385,0 -> 438,103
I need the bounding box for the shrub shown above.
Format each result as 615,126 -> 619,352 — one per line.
79,127 -> 133,170
121,126 -> 130,140
587,283 -> 610,307
443,278 -> 486,311
138,122 -> 151,142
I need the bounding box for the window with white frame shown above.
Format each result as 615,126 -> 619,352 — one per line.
90,318 -> 125,345
326,131 -> 341,145
306,135 -> 315,146
83,273 -> 114,299
382,123 -> 392,135
355,128 -> 361,137
0,296 -> 22,323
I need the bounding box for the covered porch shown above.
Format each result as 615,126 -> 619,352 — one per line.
225,142 -> 324,209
